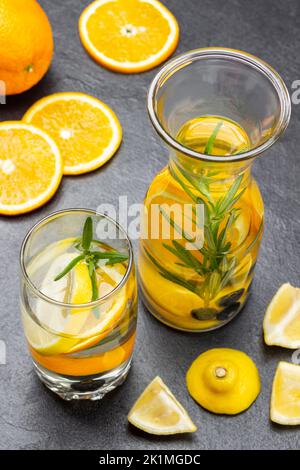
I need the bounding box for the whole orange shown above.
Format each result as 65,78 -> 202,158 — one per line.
0,0 -> 54,95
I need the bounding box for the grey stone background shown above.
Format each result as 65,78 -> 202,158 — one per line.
0,0 -> 299,450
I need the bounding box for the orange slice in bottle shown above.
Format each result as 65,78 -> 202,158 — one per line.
23,92 -> 122,175
79,0 -> 179,73
0,122 -> 62,215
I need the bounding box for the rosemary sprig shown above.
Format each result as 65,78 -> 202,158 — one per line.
236,218 -> 263,256
144,248 -> 201,295
54,217 -> 128,302
162,240 -> 205,275
145,124 -> 250,308
232,145 -> 249,155
54,254 -> 85,281
203,121 -> 223,155
159,205 -> 195,243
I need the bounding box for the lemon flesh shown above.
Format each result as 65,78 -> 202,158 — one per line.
23,253 -> 93,355
128,376 -> 197,435
186,348 -> 260,415
263,283 -> 300,349
271,361 -> 300,425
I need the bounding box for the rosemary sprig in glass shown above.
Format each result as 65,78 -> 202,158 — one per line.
54,217 -> 128,302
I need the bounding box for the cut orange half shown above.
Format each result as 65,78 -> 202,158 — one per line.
0,122 -> 62,215
79,0 -> 179,73
23,92 -> 122,175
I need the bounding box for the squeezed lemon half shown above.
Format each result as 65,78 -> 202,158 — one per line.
186,348 -> 260,415
128,376 -> 197,435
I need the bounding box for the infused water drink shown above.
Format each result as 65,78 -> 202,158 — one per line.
139,48 -> 290,331
20,210 -> 137,400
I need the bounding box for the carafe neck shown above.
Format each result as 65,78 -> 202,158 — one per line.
168,151 -> 253,192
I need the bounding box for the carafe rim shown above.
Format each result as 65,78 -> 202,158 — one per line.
147,47 -> 291,163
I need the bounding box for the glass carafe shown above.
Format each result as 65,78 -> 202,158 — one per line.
139,48 -> 291,332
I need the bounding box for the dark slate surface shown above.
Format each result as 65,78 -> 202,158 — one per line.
0,0 -> 299,450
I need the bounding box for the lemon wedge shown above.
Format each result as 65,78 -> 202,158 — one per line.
67,289 -> 127,354
271,362 -> 300,425
71,261 -> 93,304
128,376 -> 197,435
263,283 -> 300,349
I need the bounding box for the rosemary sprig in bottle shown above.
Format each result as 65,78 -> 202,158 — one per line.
145,121 -> 261,310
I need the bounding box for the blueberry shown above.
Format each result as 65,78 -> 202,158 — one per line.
218,289 -> 245,307
217,302 -> 240,321
191,308 -> 218,320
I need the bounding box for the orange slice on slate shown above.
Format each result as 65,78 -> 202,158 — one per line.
0,122 -> 62,215
23,92 -> 122,175
79,0 -> 179,73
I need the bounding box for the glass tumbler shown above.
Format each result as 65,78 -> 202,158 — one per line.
20,209 -> 137,400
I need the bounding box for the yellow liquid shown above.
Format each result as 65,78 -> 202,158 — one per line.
139,116 -> 264,331
21,239 -> 137,376
177,116 -> 250,155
